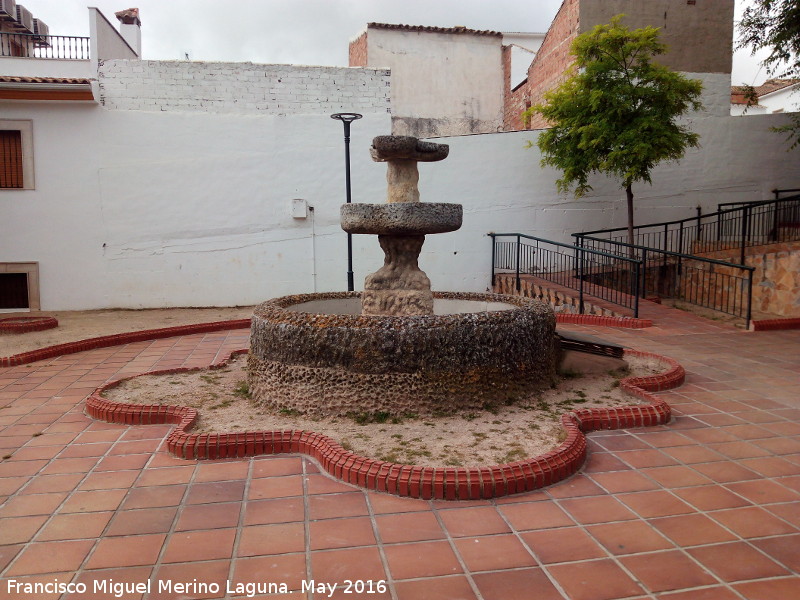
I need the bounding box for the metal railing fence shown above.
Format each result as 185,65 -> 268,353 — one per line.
489,233 -> 642,317
0,32 -> 90,60
575,236 -> 755,327
576,193 -> 800,266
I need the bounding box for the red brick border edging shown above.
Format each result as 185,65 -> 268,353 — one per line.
85,348 -> 683,500
0,316 -> 59,335
555,313 -> 653,328
0,319 -> 251,367
752,317 -> 800,331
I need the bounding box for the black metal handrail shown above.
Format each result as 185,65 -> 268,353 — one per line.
489,233 -> 642,317
576,235 -> 755,328
0,32 -> 90,60
577,193 -> 800,266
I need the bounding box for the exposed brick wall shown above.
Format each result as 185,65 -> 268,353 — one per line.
349,32 -> 368,67
502,45 -> 530,131
98,60 -> 390,114
522,0 -> 580,130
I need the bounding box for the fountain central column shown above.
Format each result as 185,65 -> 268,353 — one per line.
341,136 -> 459,316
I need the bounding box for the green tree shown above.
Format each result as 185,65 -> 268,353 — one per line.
737,0 -> 800,149
525,16 -> 703,248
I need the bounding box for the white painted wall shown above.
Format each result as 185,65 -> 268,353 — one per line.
366,28 -> 504,137
417,111 -> 800,293
759,84 -> 800,114
89,7 -> 137,64
0,103 -> 391,310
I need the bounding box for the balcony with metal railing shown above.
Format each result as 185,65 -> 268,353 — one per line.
0,31 -> 89,60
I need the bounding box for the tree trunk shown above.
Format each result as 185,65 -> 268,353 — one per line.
626,183 -> 635,258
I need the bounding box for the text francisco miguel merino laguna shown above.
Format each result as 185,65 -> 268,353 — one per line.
6,577 -> 389,597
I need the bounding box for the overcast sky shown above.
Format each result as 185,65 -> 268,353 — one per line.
19,0 -> 774,86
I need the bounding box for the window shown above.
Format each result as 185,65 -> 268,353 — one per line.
0,130 -> 23,188
0,120 -> 34,189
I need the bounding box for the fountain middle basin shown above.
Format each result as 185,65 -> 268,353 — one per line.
248,291 -> 558,417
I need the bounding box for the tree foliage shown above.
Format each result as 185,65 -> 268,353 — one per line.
524,16 -> 703,245
737,0 -> 800,149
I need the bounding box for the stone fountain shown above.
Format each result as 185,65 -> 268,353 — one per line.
248,135 -> 558,417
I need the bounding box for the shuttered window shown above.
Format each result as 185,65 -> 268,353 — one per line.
0,130 -> 23,189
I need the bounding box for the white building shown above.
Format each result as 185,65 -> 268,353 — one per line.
731,79 -> 800,116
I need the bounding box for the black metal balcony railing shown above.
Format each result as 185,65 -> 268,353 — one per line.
489,233 -> 643,317
0,32 -> 90,60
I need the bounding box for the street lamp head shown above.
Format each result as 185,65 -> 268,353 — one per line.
331,112 -> 363,123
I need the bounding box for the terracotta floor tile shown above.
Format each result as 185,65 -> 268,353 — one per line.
620,550 -> 716,593
176,501 -> 242,530
384,540 -> 463,580
590,470 -> 661,493
499,501 -> 574,530
709,441 -> 771,460
309,492 -> 369,520
6,539 -> 94,575
161,527 -> 236,562
305,473 -> 357,495
86,534 -> 166,569
95,453 -> 150,472
238,522 -> 306,556
79,470 -> 139,491
311,546 -> 387,583
185,479 -> 245,504
58,441 -> 113,458
634,431 -> 695,448
473,568 -> 562,600
617,449 -> 678,468
437,506 -> 511,537
40,457 -> 99,475
395,575 -> 476,600
547,558 -> 645,600
751,534 -> 800,572
582,452 -> 631,473
0,515 -> 47,544
248,475 -> 303,499
251,456 -> 304,478
2,572 -> 76,599
766,501 -> 800,527
243,497 -> 304,526
548,474 -> 606,498
617,490 -> 695,518
193,460 -> 250,482
559,496 -> 637,525
37,511 -> 114,541
587,520 -> 674,555
687,542 -> 789,582
367,491 -> 430,514
673,485 -> 752,511
733,578 -> 800,600
309,516 -> 376,550
651,513 -> 738,546
19,473 -> 84,495
643,465 -> 714,488
122,484 -> 186,509
709,506 -> 798,538
106,506 -> 178,536
454,533 -> 536,572
593,435 -> 651,451
725,479 -> 800,504
0,491 -> 67,516
691,461 -> 761,483
151,560 -> 230,600
232,554 -> 308,592
522,527 -> 606,564
739,456 -> 800,478
136,465 -> 195,487
59,489 -> 128,513
656,586 -> 742,600
754,436 -> 800,455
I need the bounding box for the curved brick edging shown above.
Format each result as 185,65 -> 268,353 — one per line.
0,316 -> 58,335
555,313 -> 653,328
0,319 -> 251,367
752,317 -> 800,331
85,348 -> 683,500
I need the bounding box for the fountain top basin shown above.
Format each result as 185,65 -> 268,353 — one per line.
340,203 -> 462,235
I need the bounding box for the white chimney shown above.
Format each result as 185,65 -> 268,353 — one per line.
114,7 -> 141,57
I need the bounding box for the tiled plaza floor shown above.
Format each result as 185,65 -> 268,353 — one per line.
0,312 -> 798,600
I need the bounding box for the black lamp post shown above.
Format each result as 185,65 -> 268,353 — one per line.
331,112 -> 362,291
